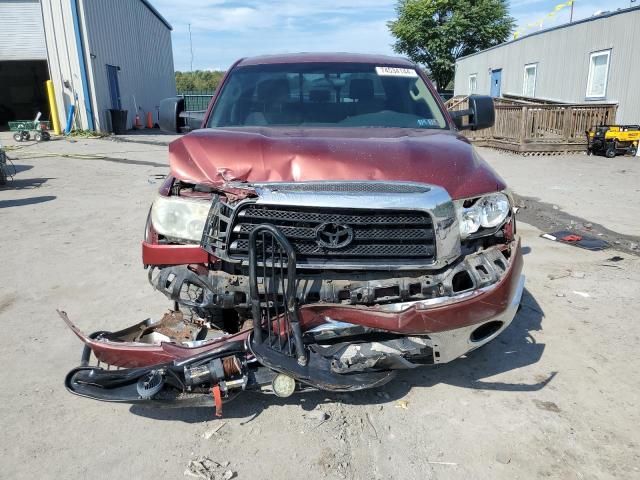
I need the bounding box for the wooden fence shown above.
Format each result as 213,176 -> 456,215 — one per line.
446,96 -> 618,153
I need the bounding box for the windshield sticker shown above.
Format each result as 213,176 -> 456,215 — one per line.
417,119 -> 439,128
375,66 -> 418,78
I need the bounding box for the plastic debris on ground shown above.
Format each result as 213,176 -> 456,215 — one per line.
540,230 -> 609,251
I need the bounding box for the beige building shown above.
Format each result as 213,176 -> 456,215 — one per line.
454,6 -> 640,124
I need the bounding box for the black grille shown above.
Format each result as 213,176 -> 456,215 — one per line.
228,204 -> 436,263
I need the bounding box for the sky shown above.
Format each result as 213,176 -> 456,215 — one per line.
149,0 -> 636,71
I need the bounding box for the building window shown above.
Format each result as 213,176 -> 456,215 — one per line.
586,50 -> 610,99
468,74 -> 477,94
522,64 -> 537,98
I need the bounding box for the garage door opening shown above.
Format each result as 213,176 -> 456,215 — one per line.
0,60 -> 50,130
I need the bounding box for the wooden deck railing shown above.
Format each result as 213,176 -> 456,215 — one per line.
447,97 -> 618,153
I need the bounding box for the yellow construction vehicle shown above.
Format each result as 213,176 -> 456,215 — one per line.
587,125 -> 640,158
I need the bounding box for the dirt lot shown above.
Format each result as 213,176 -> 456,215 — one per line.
1,133 -> 639,480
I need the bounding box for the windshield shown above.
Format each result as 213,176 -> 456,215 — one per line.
208,63 -> 448,129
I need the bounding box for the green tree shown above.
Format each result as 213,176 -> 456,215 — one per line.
389,0 -> 514,91
175,70 -> 226,92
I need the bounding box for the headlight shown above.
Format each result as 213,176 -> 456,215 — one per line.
455,192 -> 510,239
150,195 -> 210,242
477,193 -> 511,228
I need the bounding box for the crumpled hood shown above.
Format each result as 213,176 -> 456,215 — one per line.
168,127 -> 506,200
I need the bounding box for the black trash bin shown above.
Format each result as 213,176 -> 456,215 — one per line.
108,109 -> 128,134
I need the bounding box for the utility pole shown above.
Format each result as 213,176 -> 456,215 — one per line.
570,1 -> 574,22
188,23 -> 194,72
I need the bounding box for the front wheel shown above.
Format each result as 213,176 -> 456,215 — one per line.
629,147 -> 637,157
13,132 -> 22,142
605,144 -> 616,158
34,133 -> 43,142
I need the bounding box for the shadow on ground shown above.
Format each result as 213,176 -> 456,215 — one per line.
131,288 -> 552,423
106,129 -> 176,147
0,195 -> 56,208
5,163 -> 33,175
0,176 -> 54,190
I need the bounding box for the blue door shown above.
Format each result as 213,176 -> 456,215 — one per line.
490,69 -> 502,98
106,64 -> 121,110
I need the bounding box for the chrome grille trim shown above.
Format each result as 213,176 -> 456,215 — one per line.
201,181 -> 461,270
248,181 -> 431,194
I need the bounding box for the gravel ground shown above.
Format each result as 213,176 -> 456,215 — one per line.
476,146 -> 640,238
1,132 -> 639,480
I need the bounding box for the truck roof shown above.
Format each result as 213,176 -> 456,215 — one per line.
236,52 -> 415,67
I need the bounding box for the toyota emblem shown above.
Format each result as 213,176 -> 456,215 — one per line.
315,223 -> 354,249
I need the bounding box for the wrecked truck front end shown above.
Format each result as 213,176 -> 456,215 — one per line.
61,54 -> 523,412
161,180 -> 523,366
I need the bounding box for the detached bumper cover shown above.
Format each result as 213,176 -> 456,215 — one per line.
58,310 -> 249,368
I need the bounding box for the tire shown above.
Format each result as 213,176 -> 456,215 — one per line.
13,132 -> 22,142
21,131 -> 30,141
605,144 -> 616,158
629,147 -> 637,157
34,133 -> 43,142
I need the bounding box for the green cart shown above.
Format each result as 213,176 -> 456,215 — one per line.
8,119 -> 51,142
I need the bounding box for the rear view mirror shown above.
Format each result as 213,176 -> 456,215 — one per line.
450,95 -> 495,131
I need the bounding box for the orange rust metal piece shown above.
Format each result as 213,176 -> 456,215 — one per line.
149,311 -> 199,342
211,385 -> 223,417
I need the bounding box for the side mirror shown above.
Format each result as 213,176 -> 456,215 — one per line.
450,95 -> 495,131
159,97 -> 185,133
159,97 -> 208,134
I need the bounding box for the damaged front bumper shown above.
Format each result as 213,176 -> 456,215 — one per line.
60,235 -> 523,407
301,240 -> 525,370
66,239 -> 524,371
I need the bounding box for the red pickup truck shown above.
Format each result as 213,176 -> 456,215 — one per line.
62,53 -> 523,408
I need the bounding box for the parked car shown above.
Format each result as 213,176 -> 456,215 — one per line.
62,53 -> 523,410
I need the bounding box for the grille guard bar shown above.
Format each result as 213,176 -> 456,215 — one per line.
248,223 -> 307,366
246,223 -> 396,391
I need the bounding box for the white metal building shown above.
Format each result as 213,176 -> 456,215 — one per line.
0,0 -> 176,132
454,6 -> 640,124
